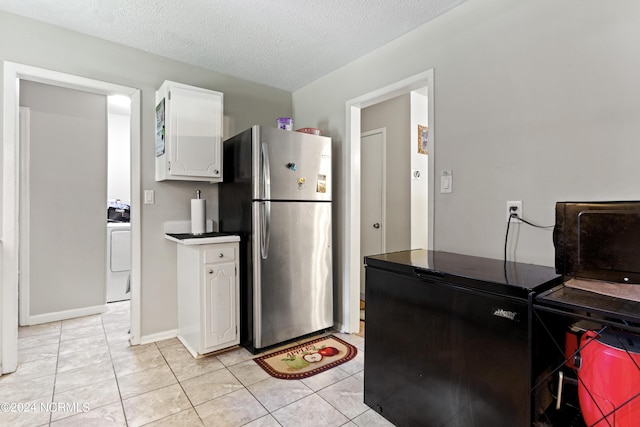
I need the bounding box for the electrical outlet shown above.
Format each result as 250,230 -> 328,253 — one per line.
506,201 -> 522,223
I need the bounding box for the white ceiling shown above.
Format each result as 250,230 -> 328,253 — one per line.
0,0 -> 467,91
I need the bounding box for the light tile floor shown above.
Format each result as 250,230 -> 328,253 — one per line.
0,302 -> 392,427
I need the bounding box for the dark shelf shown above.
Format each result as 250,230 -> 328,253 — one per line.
535,284 -> 640,329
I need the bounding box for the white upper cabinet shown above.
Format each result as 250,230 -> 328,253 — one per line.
155,81 -> 223,182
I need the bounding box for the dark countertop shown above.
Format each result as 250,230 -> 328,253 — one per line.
365,249 -> 563,299
167,232 -> 231,239
165,232 -> 240,245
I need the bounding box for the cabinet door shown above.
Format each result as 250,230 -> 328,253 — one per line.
168,85 -> 222,179
203,262 -> 237,349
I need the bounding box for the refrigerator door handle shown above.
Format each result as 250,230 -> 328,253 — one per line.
261,143 -> 271,259
261,143 -> 271,200
261,201 -> 271,259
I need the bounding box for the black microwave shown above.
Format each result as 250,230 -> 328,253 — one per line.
554,201 -> 640,284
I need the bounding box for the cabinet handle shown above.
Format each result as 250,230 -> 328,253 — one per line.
214,170 -> 219,174
218,253 -> 224,258
208,269 -> 213,274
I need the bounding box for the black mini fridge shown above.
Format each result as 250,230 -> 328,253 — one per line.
363,250 -> 562,427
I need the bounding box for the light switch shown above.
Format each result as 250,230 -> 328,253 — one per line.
144,190 -> 155,204
440,170 -> 452,193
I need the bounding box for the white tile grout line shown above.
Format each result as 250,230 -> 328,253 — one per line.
101,306 -> 130,427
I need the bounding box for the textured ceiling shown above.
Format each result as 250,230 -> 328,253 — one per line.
0,0 -> 467,91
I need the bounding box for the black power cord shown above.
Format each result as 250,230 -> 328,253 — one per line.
511,213 -> 555,230
504,212 -> 554,265
504,214 -> 514,266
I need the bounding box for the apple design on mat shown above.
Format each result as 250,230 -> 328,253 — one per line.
303,353 -> 323,363
282,355 -> 309,369
317,346 -> 339,357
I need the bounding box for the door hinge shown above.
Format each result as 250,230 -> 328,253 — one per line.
167,90 -> 171,100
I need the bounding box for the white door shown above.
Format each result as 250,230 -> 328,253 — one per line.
360,129 -> 386,299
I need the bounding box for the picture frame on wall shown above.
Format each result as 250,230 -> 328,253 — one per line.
418,124 -> 428,155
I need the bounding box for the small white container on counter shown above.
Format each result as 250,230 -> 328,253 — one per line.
191,190 -> 206,235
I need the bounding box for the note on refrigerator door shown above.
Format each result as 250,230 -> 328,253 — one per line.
317,174 -> 327,193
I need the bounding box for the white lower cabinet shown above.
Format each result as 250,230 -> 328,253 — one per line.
176,241 -> 240,357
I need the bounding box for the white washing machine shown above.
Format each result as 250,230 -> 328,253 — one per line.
107,222 -> 131,302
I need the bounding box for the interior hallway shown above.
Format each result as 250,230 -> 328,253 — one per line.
0,302 -> 384,426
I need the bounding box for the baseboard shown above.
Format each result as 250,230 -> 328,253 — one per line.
140,329 -> 178,345
25,304 -> 108,325
177,335 -> 199,358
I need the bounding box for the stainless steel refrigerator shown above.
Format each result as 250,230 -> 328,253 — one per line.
219,125 -> 333,352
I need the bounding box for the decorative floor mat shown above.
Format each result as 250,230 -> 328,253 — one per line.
253,335 -> 358,380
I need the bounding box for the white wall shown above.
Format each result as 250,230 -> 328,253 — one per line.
107,99 -> 131,203
294,0 -> 640,264
292,0 -> 640,326
0,10 -> 293,338
411,91 -> 429,250
20,81 -> 107,317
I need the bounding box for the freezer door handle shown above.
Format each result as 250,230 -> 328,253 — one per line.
261,143 -> 271,200
413,268 -> 444,279
260,143 -> 271,259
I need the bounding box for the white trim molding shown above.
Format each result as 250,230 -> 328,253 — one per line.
27,305 -> 108,326
140,329 -> 179,346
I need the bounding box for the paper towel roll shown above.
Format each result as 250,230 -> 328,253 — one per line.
191,199 -> 206,234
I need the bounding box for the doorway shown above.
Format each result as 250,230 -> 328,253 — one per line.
1,61 -> 141,374
107,95 -> 132,305
19,81 -> 111,325
343,69 -> 435,334
18,85 -> 132,323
